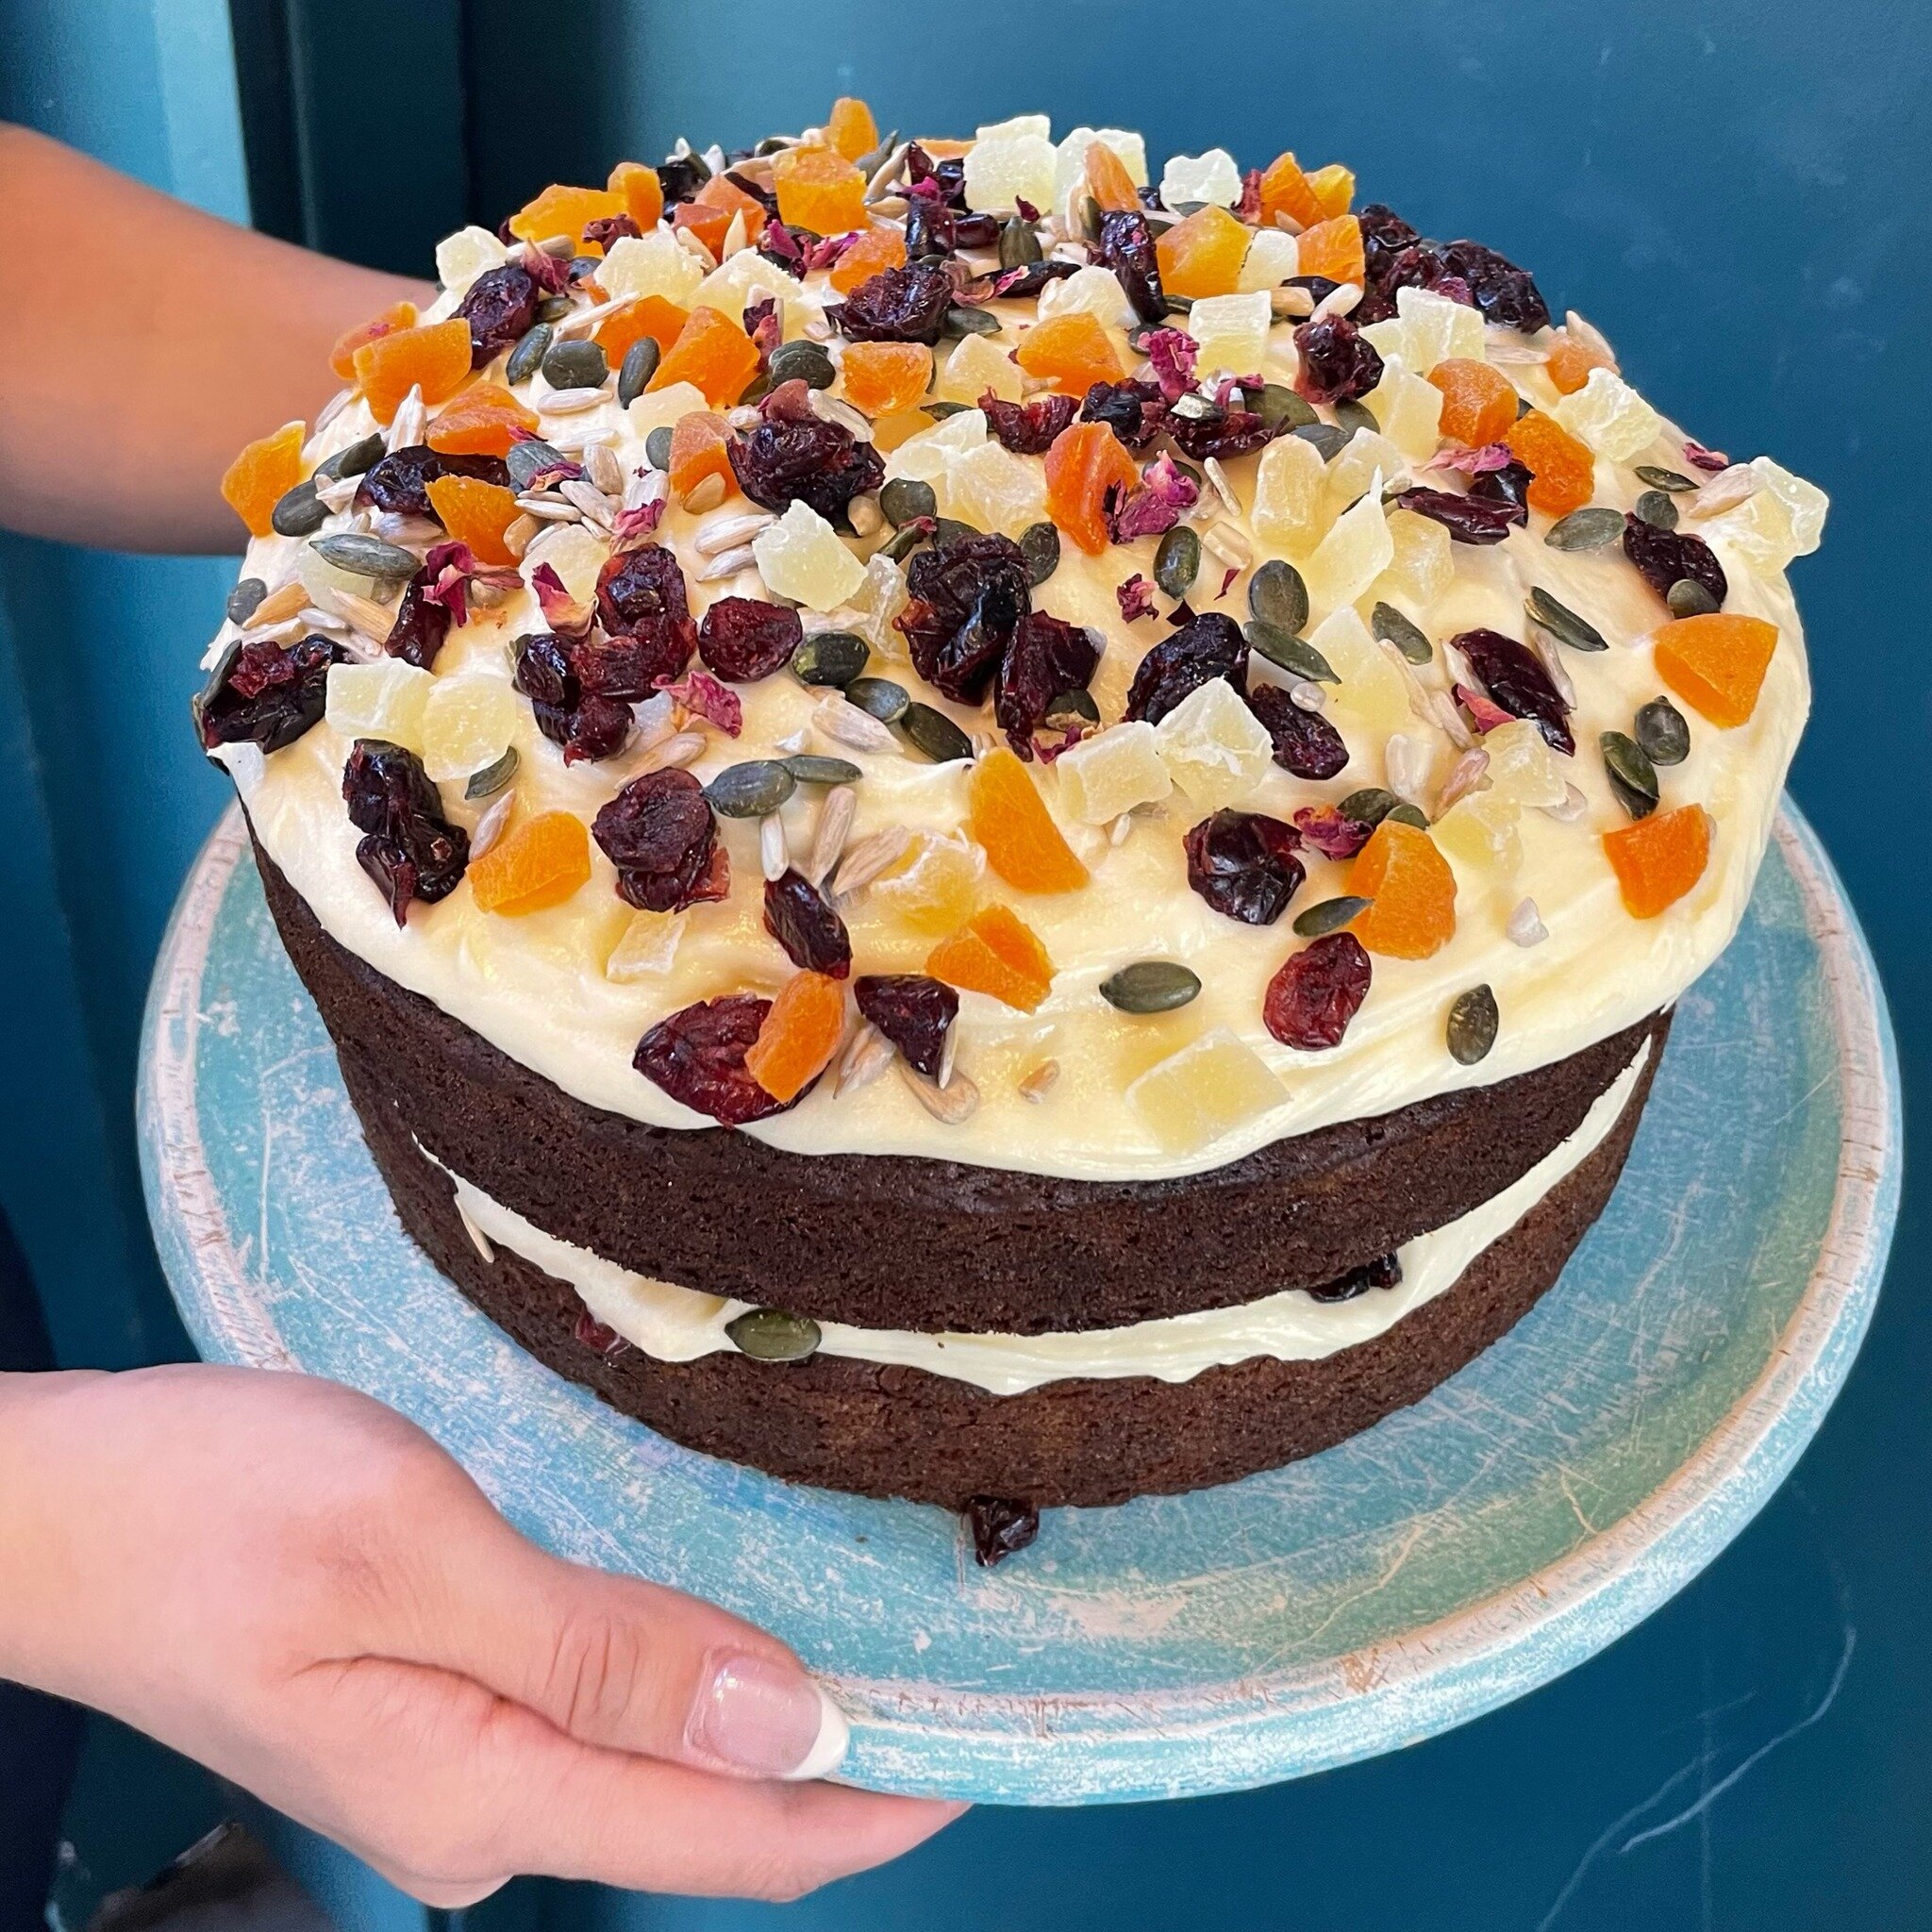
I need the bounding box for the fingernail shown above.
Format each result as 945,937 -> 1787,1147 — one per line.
688,1649 -> 849,1780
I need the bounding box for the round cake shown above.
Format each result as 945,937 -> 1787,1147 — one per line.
195,104 -> 1824,1552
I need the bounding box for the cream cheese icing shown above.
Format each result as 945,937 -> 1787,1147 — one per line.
428,1037 -> 1647,1394
211,124 -> 1818,1183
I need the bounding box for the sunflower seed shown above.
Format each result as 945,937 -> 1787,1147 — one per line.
1667,576 -> 1721,618
1289,680 -> 1326,712
514,494 -> 582,523
1201,521 -> 1252,571
642,731 -> 707,772
312,585 -> 396,642
1601,730 -> 1659,819
242,579 -> 309,629
725,1308 -> 822,1362
388,385 -> 426,451
815,695 -> 894,753
810,392 -> 872,440
1371,601 -> 1432,664
847,494 -> 883,538
470,788 -> 516,858
1202,456 -> 1243,518
695,543 -> 756,582
1245,621 -> 1334,683
682,474 -> 728,514
315,387 -> 352,431
1636,695 -> 1690,767
553,296 -> 624,339
1446,984 -> 1499,1064
1385,732 -> 1432,804
1435,747 -> 1491,816
1507,898 -> 1548,947
691,510 -> 772,557
1633,489 -> 1678,531
1527,586 -> 1608,653
805,785 -> 856,884
1540,781 -> 1589,823
582,441 -> 625,496
535,385 -> 608,415
313,473 -> 360,514
830,824 -> 913,899
1634,464 -> 1697,493
1309,280 -> 1363,322
836,1022 -> 895,1095
1543,506 -> 1625,552
1683,464 -> 1758,521
1017,1059 -> 1060,1103
1293,895 -> 1371,938
898,1060 -> 980,1123
899,702 -> 974,762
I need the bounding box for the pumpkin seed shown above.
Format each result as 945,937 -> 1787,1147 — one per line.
314,431 -> 386,481
933,516 -> 980,546
1526,586 -> 1609,653
616,336 -> 660,406
1446,984 -> 1499,1065
506,439 -> 568,490
1635,695 -> 1690,767
1633,489 -> 1679,531
942,305 -> 1003,340
1387,802 -> 1429,828
1635,464 -> 1697,492
536,294 -> 573,324
464,746 -> 519,799
1245,621 -> 1335,684
999,215 -> 1042,268
879,523 -> 929,562
1667,576 -> 1720,618
270,479 -> 326,537
783,753 -> 863,785
1544,506 -> 1625,552
311,533 -> 420,581
898,701 -> 974,762
1043,688 -> 1100,729
768,339 -> 837,390
1293,894 -> 1372,938
879,477 -> 937,527
1339,788 -> 1400,825
1600,730 -> 1659,819
506,324 -> 554,385
1153,525 -> 1201,599
792,630 -> 870,687
725,1308 -> 822,1362
1292,422 -> 1352,464
226,578 -> 268,625
705,760 -> 796,817
923,400 -> 970,420
844,676 -> 909,724
1019,521 -> 1060,587
1248,558 -> 1309,635
541,338 -> 608,390
1333,397 -> 1379,436
644,425 -> 674,472
1099,960 -> 1201,1013
1255,383 -> 1318,434
1371,601 -> 1432,665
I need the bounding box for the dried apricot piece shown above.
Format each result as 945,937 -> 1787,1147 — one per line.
1084,141 -> 1141,212
1293,214 -> 1366,287
1307,163 -> 1355,220
596,293 -> 691,363
1654,612 -> 1779,727
220,422 -> 307,538
426,381 -> 540,458
1258,152 -> 1324,230
1015,312 -> 1124,396
1546,337 -> 1613,396
648,306 -> 762,408
672,199 -> 734,258
1426,358 -> 1518,445
1505,409 -> 1596,518
1347,820 -> 1457,959
698,173 -> 770,245
509,183 -> 626,255
354,317 -> 475,424
425,473 -> 521,565
926,904 -> 1056,1011
470,811 -> 591,915
607,159 -> 664,232
329,300 -> 417,381
967,746 -> 1090,893
743,971 -> 845,1102
1603,804 -> 1710,918
1042,419 -> 1140,556
825,97 -> 880,164
773,146 -> 868,236
829,225 -> 907,295
1155,205 -> 1251,299
841,341 -> 933,417
667,409 -> 735,500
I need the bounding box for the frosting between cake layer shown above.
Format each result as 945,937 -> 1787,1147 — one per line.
425,1037 -> 1646,1395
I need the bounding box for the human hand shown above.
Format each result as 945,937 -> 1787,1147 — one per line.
0,1365 -> 960,1904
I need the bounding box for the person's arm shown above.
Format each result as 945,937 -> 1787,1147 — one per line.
0,1365 -> 959,1904
0,122 -> 431,554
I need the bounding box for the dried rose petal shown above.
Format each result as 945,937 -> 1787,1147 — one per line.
1425,441 -> 1515,475
1684,439 -> 1731,474
658,669 -> 743,735
1117,575 -> 1157,623
1141,327 -> 1199,402
1108,452 -> 1200,541
1291,806 -> 1374,860
1264,933 -> 1373,1050
530,560 -> 594,635
1453,681 -> 1516,735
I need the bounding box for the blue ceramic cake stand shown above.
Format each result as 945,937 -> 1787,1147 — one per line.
137,802 -> 1898,1805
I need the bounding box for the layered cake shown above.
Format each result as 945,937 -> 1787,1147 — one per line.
196,104 -> 1824,1556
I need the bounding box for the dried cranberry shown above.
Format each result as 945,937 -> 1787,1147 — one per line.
903,185 -> 957,260
359,445 -> 511,519
1392,487 -> 1527,546
728,414 -> 885,524
1082,378 -> 1167,451
594,543 -> 698,682
634,994 -> 796,1126
966,1495 -> 1039,1568
341,739 -> 469,924
457,262 -> 539,368
657,151 -> 708,204
996,610 -> 1099,757
384,566 -> 454,670
1165,405 -> 1279,462
1124,611 -> 1247,724
592,768 -> 727,912
699,597 -> 803,682
980,258 -> 1080,302
1246,684 -> 1350,779
979,391 -> 1078,455
581,212 -> 641,254
853,974 -> 958,1079
1307,1253 -> 1402,1303
1355,203 -> 1424,323
1440,239 -> 1550,334
511,630 -> 669,765
1092,208 -> 1166,324
830,261 -> 957,344
903,142 -> 967,207
576,628 -> 687,701
1469,460 -> 1535,511
897,532 -> 1032,703
1454,628 -> 1574,755
1352,207 -> 1550,334
1264,933 -> 1373,1050
1623,513 -> 1728,608
763,869 -> 852,978
196,635 -> 340,753
1184,810 -> 1306,925
1292,315 -> 1386,406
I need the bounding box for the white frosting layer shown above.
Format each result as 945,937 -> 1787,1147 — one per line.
432,1038 -> 1645,1395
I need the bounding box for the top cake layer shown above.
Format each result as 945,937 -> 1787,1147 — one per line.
200,105 -> 1824,1180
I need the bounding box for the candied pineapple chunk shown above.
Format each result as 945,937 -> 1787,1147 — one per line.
963,134 -> 1058,213
434,225 -> 507,294
1237,228 -> 1299,293
325,660 -> 433,749
1433,791 -> 1524,878
1325,430 -> 1408,513
606,908 -> 686,982
1550,366 -> 1663,462
753,501 -> 868,610
1152,677 -> 1275,810
1702,458 -> 1829,569
1188,291 -> 1272,375
1053,721 -> 1173,824
1360,285 -> 1486,375
1359,361 -> 1443,463
597,231 -> 706,308
1377,508 -> 1454,605
1127,1028 -> 1284,1155
1313,607 -> 1410,737
1303,489 -> 1394,611
1483,717 -> 1569,807
420,677 -> 520,784
1251,434 -> 1330,555
939,331 -> 1024,405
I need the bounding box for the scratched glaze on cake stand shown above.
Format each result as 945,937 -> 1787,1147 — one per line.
138,800 -> 1898,1805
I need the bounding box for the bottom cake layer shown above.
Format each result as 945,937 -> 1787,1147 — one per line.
336,1024 -> 1660,1508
